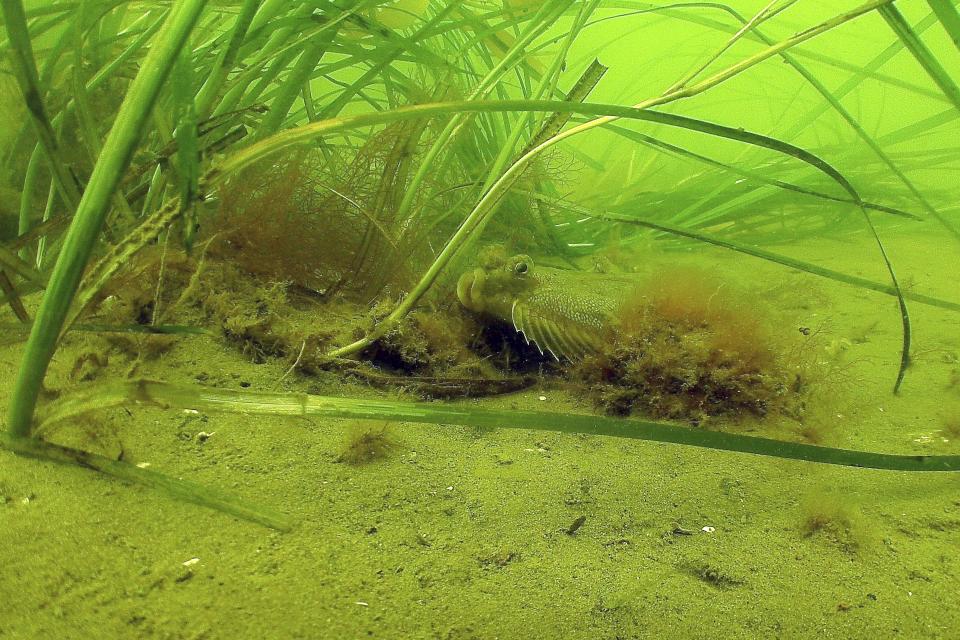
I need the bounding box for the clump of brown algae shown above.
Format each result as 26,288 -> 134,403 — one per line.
574,266 -> 808,424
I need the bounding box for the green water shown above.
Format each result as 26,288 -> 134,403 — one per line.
2,1 -> 960,638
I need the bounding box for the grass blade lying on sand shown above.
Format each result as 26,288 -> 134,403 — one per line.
43,381 -> 960,473
0,433 -> 291,531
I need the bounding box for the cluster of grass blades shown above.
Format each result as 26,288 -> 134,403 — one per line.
2,0 -> 960,530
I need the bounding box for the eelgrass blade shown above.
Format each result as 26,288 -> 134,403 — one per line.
878,107 -> 958,147
252,25 -> 337,140
523,191 -> 960,314
194,0 -> 260,119
6,0 -> 209,438
54,381 -> 960,473
172,48 -> 200,252
928,0 -> 960,52
0,0 -> 82,209
7,214 -> 69,253
390,0 -> 573,230
0,433 -> 291,531
0,271 -> 29,323
516,58 -> 608,161
592,122 -> 920,220
317,1 -> 463,120
16,144 -> 42,260
463,0 -> 599,256
0,243 -> 44,288
879,4 -> 960,112
518,58 -> 609,262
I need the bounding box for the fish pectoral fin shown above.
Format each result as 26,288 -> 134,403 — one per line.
566,325 -> 603,359
512,303 -> 596,361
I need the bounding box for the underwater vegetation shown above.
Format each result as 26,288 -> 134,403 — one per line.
457,250 -> 815,423
3,3 -> 960,637
0,0 -> 959,540
336,420 -> 400,465
799,490 -> 879,555
576,267 -> 805,423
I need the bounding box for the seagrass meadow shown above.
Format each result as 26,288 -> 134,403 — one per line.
2,0 -> 960,637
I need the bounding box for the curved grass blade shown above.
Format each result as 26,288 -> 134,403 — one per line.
523,191 -> 960,314
212,100 -> 869,194
591,121 -> 920,220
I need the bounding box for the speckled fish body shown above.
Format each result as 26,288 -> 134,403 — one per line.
457,254 -> 630,360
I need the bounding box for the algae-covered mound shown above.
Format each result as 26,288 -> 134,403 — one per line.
84,228 -> 522,399
574,268 -> 809,425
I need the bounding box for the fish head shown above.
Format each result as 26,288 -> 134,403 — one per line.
457,253 -> 537,317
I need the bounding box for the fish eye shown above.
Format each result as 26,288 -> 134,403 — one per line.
514,261 -> 528,274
